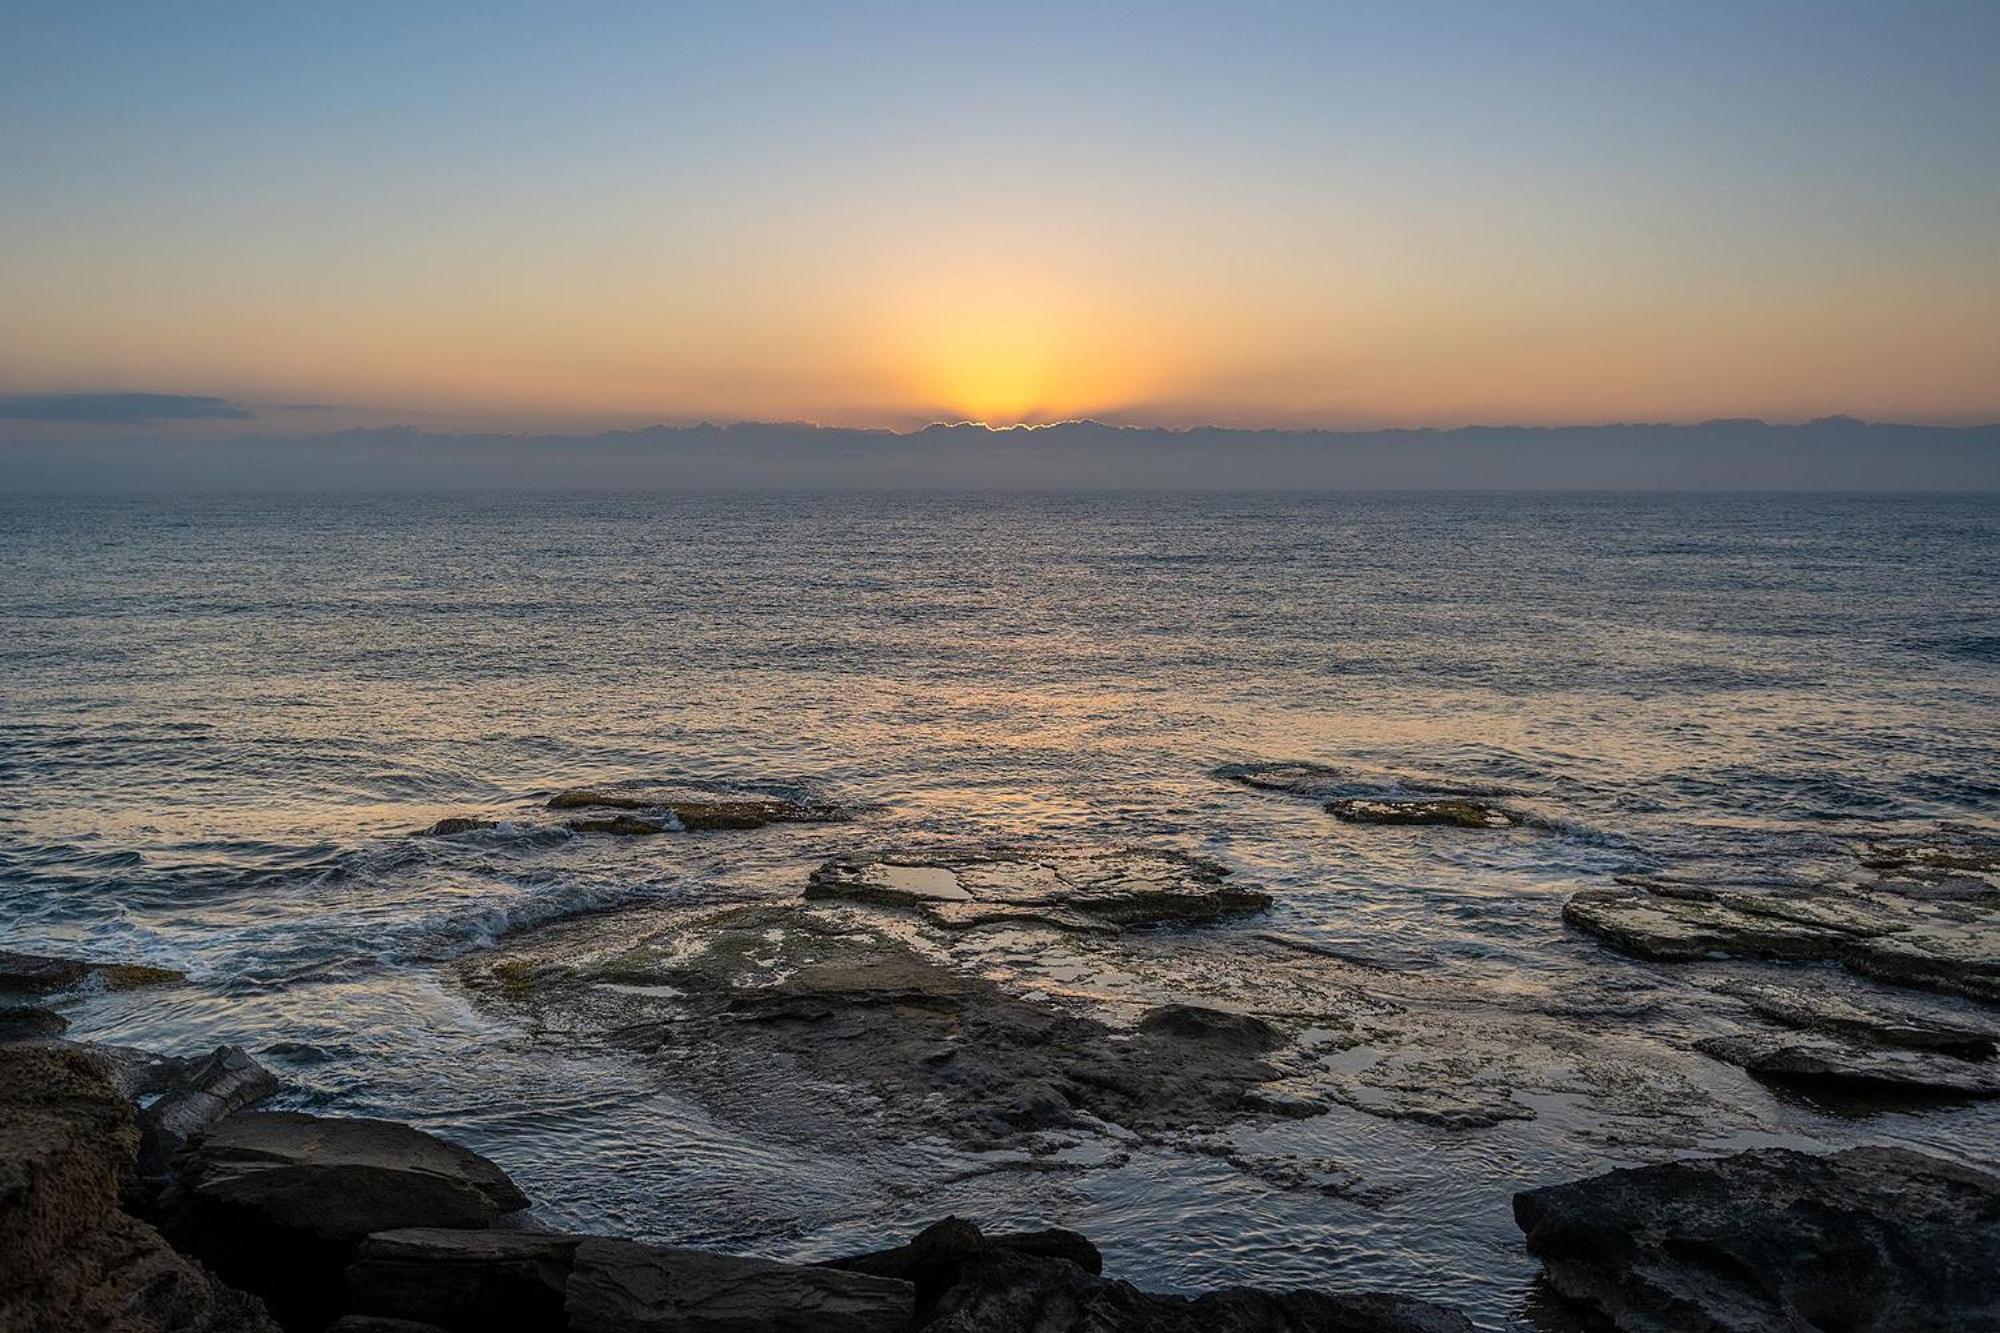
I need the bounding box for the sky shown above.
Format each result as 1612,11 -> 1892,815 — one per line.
2,1 -> 1997,435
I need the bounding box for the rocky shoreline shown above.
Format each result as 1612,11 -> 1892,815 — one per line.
6,771 -> 1999,1330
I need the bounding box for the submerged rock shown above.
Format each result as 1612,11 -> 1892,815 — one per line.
805,847 -> 1272,933
1563,876 -> 2000,1003
1695,1031 -> 2000,1096
0,948 -> 184,996
1325,797 -> 1524,829
1214,761 -> 1354,800
546,781 -> 845,829
1514,1146 -> 2000,1333
527,904 -> 1296,1149
0,1044 -> 278,1333
171,1111 -> 528,1329
1861,831 -> 2000,877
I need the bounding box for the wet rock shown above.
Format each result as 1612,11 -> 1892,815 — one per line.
1694,1031 -> 2000,1096
0,1044 -> 278,1333
1722,978 -> 2000,1056
546,782 -> 845,829
136,1045 -> 281,1178
1325,797 -> 1523,829
821,1217 -> 1102,1318
0,948 -> 183,996
564,905 -> 1295,1148
1514,1146 -> 2000,1333
565,815 -> 669,836
345,1228 -> 582,1332
1214,761 -> 1353,800
805,847 -> 1272,933
0,1006 -> 67,1041
1861,830 -> 2000,877
1135,1003 -> 1285,1052
327,1318 -> 450,1333
1563,877 -> 2000,1003
415,817 -> 498,837
564,1236 -> 914,1333
922,1246 -> 1473,1333
171,1112 -> 528,1329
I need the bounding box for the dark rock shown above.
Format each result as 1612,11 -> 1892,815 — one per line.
1214,761 -> 1353,800
326,1318 -> 451,1333
171,1111 -> 528,1329
1135,1004 -> 1284,1052
1861,831 -> 2000,877
546,782 -> 845,829
1564,877 -> 2000,1003
1325,797 -> 1524,829
415,818 -> 497,837
0,1044 -> 278,1332
564,1236 -> 914,1333
1694,1032 -> 2000,1096
805,847 -> 1272,933
346,1228 -> 582,1332
565,815 -> 669,836
0,948 -> 183,997
822,1216 -> 1106,1321
922,1247 -> 1472,1333
0,1006 -> 68,1041
137,1046 -> 281,1178
1514,1146 -> 2000,1333
989,1227 -> 1103,1276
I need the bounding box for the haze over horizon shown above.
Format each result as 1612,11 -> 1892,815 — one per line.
5,1 -> 1998,447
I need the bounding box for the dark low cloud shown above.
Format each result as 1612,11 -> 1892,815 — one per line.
0,392 -> 253,422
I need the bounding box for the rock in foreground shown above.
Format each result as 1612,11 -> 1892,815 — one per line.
0,1044 -> 277,1333
824,1217 -> 1470,1333
172,1111 -> 528,1328
806,846 -> 1272,933
347,1227 -> 915,1333
1694,1031 -> 2000,1097
1514,1146 -> 2000,1333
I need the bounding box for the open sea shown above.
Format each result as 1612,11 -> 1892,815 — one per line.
3,489 -> 1997,1329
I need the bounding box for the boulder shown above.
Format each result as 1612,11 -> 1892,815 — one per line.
805,847 -> 1272,933
564,1237 -> 914,1333
0,1044 -> 278,1333
1514,1146 -> 2000,1333
136,1046 -> 281,1178
0,949 -> 183,996
1325,798 -> 1523,829
171,1112 -> 527,1329
346,1228 -> 581,1332
821,1217 -> 1102,1319
1135,1004 -> 1284,1052
920,1247 -> 1472,1333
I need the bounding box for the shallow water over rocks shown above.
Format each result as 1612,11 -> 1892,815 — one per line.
4,490 -> 1998,1328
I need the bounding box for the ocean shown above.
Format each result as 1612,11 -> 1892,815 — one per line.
3,489 -> 1996,1328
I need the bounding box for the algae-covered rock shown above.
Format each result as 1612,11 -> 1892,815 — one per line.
547,781 -> 846,829
0,949 -> 183,997
1325,798 -> 1524,829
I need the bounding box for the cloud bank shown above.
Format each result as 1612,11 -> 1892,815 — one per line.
0,392 -> 253,423
1,417 -> 1994,491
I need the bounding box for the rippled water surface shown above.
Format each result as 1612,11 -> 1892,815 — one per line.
4,490 -> 1997,1328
